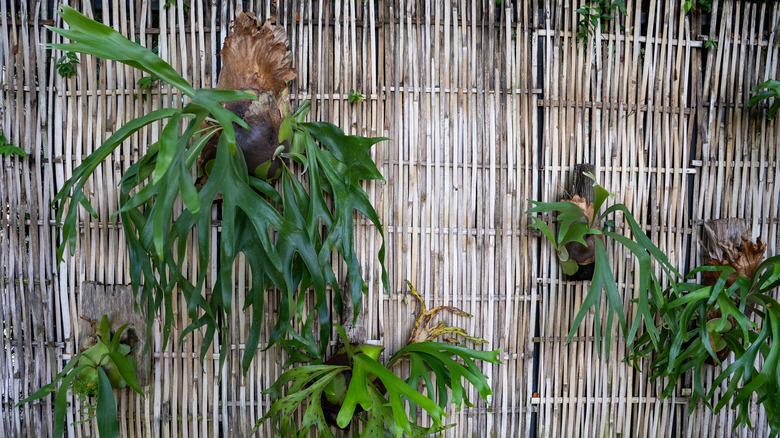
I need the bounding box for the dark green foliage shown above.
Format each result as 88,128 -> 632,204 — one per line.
47,6 -> 387,373
527,173 -> 678,357
163,0 -> 190,12
17,316 -> 141,438
55,51 -> 79,78
575,0 -> 627,41
44,7 -> 499,437
528,173 -> 780,436
258,335 -> 500,438
348,88 -> 365,104
257,289 -> 501,437
0,134 -> 26,158
390,342 -> 499,412
134,75 -> 160,101
136,75 -> 159,92
629,257 -> 780,436
698,0 -> 713,13
749,79 -> 780,119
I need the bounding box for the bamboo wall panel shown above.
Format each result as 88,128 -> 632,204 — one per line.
1,1 -> 778,437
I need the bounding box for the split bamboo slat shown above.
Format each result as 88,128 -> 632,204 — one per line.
0,1 -> 778,437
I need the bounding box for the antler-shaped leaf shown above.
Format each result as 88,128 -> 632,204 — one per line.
404,280 -> 486,345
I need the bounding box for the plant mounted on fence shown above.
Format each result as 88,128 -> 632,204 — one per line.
258,281 -> 500,437
17,316 -> 141,438
575,0 -> 627,42
527,172 -> 678,357
628,225 -> 780,435
39,6 -> 497,436
47,6 -> 387,376
528,173 -> 780,436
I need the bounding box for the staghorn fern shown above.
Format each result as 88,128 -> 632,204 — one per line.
48,6 -> 386,372
529,172 -> 780,435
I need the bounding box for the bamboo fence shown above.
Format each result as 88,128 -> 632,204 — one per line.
1,0 -> 779,436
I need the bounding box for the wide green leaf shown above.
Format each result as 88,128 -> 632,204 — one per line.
338,353 -> 445,435
393,342 -> 500,410
53,370 -> 79,438
96,367 -> 120,438
257,365 -> 348,437
48,13 -> 389,424
107,352 -> 142,395
567,237 -> 625,357
53,108 -> 179,261
607,231 -> 662,348
303,121 -> 387,182
528,216 -> 556,245
47,6 -> 193,96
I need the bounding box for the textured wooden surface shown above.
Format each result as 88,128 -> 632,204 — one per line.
1,1 -> 779,437
77,282 -> 149,387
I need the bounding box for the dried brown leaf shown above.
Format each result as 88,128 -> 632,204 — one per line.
198,13 -> 296,181
732,237 -> 767,279
701,218 -> 750,262
702,237 -> 767,286
567,194 -> 594,225
403,281 -> 486,345
216,13 -> 296,94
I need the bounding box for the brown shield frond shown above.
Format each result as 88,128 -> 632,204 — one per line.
216,12 -> 296,94
197,12 -> 297,182
404,280 -> 487,345
701,218 -> 767,286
